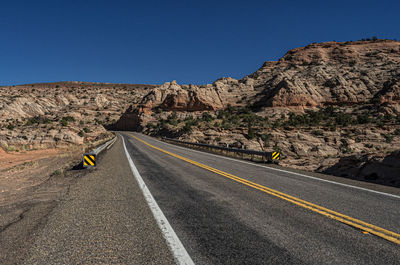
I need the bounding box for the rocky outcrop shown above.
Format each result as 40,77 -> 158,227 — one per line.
139,80 -> 225,112
118,40 -> 400,116
323,151 -> 400,188
3,40 -> 400,188
250,40 -> 400,108
0,82 -> 154,149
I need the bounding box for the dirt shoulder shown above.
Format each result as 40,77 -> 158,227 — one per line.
0,147 -> 84,264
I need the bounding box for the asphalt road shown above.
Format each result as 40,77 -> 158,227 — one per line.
21,136 -> 175,264
15,132 -> 399,264
121,132 -> 400,265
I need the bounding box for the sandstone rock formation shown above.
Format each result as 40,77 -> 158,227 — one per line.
250,40 -> 400,108
113,39 -> 400,186
2,39 -> 400,187
0,82 -> 155,149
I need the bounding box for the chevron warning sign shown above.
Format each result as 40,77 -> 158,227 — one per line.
83,153 -> 96,167
272,152 -> 280,160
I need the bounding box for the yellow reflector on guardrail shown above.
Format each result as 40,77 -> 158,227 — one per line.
83,153 -> 96,167
272,152 -> 280,160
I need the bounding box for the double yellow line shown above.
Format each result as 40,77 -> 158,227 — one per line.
130,135 -> 400,245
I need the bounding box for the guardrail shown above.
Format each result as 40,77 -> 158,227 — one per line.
83,136 -> 117,168
162,137 -> 279,163
92,136 -> 117,155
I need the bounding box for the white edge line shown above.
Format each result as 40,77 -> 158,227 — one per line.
136,133 -> 400,200
121,135 -> 195,265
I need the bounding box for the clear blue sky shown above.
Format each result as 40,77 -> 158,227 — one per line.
1,0 -> 399,86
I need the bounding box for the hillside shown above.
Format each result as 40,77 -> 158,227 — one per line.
0,81 -> 155,151
1,40 -> 399,186
114,39 -> 400,186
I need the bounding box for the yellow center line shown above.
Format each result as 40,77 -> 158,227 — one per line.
129,134 -> 400,245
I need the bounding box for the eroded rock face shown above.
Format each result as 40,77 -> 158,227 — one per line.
0,82 -> 154,149
140,81 -> 225,112
119,40 -> 400,117
250,40 -> 400,107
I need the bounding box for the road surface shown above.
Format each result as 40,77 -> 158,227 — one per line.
18,132 -> 400,264
121,132 -> 400,265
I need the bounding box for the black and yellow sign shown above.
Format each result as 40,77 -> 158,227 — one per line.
83,153 -> 96,167
272,152 -> 280,160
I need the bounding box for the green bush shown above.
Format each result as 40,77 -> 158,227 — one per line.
60,120 -> 68,126
25,116 -> 51,126
201,112 -> 214,122
384,134 -> 394,143
7,123 -> 15,130
83,127 -> 91,133
182,121 -> 193,133
261,133 -> 272,147
247,127 -> 256,139
356,114 -> 370,124
335,113 -> 352,126
311,130 -> 324,136
166,112 -> 178,125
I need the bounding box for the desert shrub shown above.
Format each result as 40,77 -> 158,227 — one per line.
59,116 -> 75,126
286,113 -> 306,127
60,120 -> 68,126
309,110 -> 324,125
383,114 -> 393,121
7,123 -> 15,130
166,112 -> 178,126
272,120 -> 281,128
261,133 -> 272,147
83,127 -> 91,133
383,134 -> 394,143
247,127 -> 256,139
182,121 -> 193,133
356,114 -> 370,124
221,121 -> 231,130
311,130 -> 324,136
78,131 -> 84,137
394,129 -> 400,135
62,116 -> 75,122
201,112 -> 214,122
25,116 -> 51,126
376,120 -> 385,128
335,112 -> 352,126
369,96 -> 381,106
